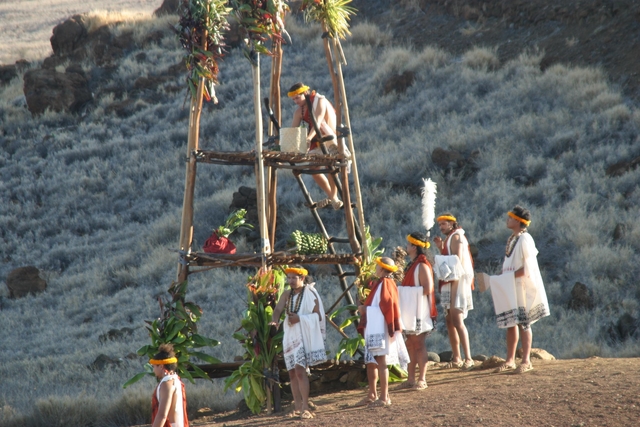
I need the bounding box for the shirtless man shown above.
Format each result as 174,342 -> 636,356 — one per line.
433,213 -> 475,370
288,82 -> 343,210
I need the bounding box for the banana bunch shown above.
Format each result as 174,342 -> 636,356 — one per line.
289,230 -> 328,255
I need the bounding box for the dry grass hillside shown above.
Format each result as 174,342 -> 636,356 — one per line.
1,1 -> 640,426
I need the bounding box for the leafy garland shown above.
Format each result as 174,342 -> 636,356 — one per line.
300,0 -> 356,39
124,281 -> 221,388
175,0 -> 232,102
224,267 -> 286,414
231,0 -> 289,63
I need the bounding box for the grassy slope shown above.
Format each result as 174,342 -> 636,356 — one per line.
1,9 -> 640,426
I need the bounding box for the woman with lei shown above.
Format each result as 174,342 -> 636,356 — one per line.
491,206 -> 550,374
150,344 -> 189,427
395,232 -> 437,391
269,265 -> 326,419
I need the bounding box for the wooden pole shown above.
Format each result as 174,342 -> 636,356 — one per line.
252,54 -> 270,265
322,25 -> 342,127
333,38 -> 368,261
177,19 -> 208,282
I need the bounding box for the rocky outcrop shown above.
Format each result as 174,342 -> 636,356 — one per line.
23,67 -> 92,115
383,71 -> 415,95
6,266 -> 47,298
154,0 -> 181,16
567,282 -> 594,311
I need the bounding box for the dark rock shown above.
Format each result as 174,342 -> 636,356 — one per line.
50,15 -> 88,56
606,156 -> 640,177
431,147 -> 463,169
472,354 -> 488,361
65,63 -> 86,78
6,266 -> 47,298
88,354 -> 121,371
89,26 -> 123,66
154,0 -> 181,16
427,351 -> 440,362
23,68 -> 92,115
438,350 -> 453,362
134,76 -> 170,91
383,70 -> 415,95
104,98 -> 143,118
616,313 -> 638,340
99,327 -> 135,343
613,223 -> 627,241
0,61 -> 26,86
568,282 -> 594,311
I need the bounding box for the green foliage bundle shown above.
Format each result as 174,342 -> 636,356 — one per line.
216,208 -> 254,238
301,0 -> 357,39
224,267 -> 286,414
354,226 -> 384,302
175,0 -> 232,101
328,304 -> 364,361
124,281 -> 221,388
288,230 -> 328,255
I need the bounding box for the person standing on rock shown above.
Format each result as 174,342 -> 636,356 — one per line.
395,232 -> 437,391
433,213 -> 475,370
490,206 -> 550,374
269,266 -> 326,419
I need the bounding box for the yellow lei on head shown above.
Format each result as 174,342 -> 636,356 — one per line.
437,215 -> 457,223
375,257 -> 398,272
284,267 -> 308,276
407,234 -> 430,248
150,357 -> 177,365
287,85 -> 309,97
508,211 -> 531,226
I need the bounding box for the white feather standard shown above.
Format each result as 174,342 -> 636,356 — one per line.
421,178 -> 437,237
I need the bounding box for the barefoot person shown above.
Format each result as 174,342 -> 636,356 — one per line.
433,213 -> 475,370
269,266 -> 326,419
150,344 -> 189,427
491,206 -> 550,374
288,82 -> 343,210
396,233 -> 437,391
356,257 -> 408,407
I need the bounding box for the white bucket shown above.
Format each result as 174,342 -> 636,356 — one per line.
279,127 -> 307,153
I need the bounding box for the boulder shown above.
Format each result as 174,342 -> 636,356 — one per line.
516,348 -> 556,360
613,223 -> 627,241
0,61 -> 29,87
431,147 -> 463,169
427,351 -> 440,363
438,350 -> 453,362
23,68 -> 92,115
50,15 -> 88,57
383,70 -> 415,95
98,327 -> 135,343
88,354 -> 121,371
6,266 -> 47,298
568,282 -> 594,311
479,355 -> 505,370
154,0 -> 181,16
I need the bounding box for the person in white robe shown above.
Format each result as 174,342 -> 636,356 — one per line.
490,206 -> 550,374
270,266 -> 326,419
433,213 -> 475,370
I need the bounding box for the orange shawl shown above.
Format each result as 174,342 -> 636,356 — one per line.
401,254 -> 438,321
357,277 -> 402,337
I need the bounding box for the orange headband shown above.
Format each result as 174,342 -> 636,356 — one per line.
375,257 -> 398,272
285,267 -> 308,276
407,235 -> 430,248
150,357 -> 177,365
437,215 -> 457,223
288,85 -> 309,97
508,211 -> 531,226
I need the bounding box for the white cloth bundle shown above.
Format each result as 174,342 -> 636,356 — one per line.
398,286 -> 433,334
433,255 -> 465,281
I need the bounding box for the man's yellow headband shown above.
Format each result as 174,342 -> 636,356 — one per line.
508,211 -> 531,226
375,257 -> 398,272
288,85 -> 309,97
407,235 -> 430,248
150,357 -> 178,365
437,215 -> 457,223
285,267 -> 308,276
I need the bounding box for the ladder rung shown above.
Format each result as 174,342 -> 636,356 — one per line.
328,237 -> 351,244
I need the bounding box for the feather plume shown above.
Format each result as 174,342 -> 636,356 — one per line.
421,178 -> 437,237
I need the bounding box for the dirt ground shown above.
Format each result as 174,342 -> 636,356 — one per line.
188,357 -> 639,427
